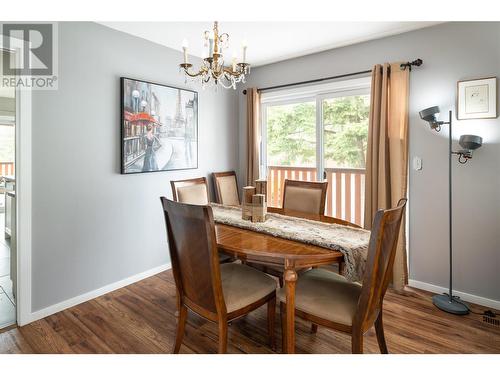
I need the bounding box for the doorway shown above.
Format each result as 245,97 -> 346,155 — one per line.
0,50 -> 16,329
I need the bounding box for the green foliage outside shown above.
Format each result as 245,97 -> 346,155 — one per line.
266,95 -> 369,168
267,101 -> 316,167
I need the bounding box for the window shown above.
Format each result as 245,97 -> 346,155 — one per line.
261,77 -> 370,225
266,100 -> 316,168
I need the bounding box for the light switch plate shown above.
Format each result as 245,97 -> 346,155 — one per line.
413,156 -> 422,171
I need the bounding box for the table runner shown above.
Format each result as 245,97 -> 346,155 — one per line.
211,204 -> 370,282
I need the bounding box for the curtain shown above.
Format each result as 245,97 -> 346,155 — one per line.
364,63 -> 409,290
246,88 -> 261,185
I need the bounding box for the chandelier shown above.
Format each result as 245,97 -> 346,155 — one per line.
180,21 -> 250,90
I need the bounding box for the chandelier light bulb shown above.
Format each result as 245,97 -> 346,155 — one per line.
181,39 -> 189,64
241,40 -> 248,63
232,52 -> 237,72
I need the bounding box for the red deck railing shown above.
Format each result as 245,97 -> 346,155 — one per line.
266,165 -> 365,226
0,162 -> 14,176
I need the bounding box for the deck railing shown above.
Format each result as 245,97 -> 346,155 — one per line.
266,165 -> 365,226
0,162 -> 14,176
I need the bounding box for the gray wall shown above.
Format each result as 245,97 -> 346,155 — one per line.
27,21 -> 500,311
31,22 -> 238,311
239,22 -> 500,302
0,96 -> 15,117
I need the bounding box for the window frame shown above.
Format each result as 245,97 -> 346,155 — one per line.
261,77 -> 371,180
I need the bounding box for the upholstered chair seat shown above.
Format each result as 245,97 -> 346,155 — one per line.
221,263 -> 277,313
277,268 -> 362,326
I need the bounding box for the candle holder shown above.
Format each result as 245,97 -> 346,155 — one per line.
241,182 -> 268,222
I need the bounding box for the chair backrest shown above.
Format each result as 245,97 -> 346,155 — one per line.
282,179 -> 328,215
171,177 -> 210,205
160,198 -> 225,317
354,198 -> 407,331
212,171 -> 240,206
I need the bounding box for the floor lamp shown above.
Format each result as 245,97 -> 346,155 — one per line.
419,106 -> 483,315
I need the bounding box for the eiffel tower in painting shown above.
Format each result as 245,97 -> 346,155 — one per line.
173,90 -> 185,130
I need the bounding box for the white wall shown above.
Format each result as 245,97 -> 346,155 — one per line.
30,22 -> 238,311
239,22 -> 500,304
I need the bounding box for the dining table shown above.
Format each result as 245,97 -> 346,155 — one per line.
214,206 -> 356,354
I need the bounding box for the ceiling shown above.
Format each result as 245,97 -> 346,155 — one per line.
100,22 -> 440,67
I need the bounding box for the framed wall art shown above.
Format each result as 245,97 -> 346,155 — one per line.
120,77 -> 198,174
457,77 -> 497,120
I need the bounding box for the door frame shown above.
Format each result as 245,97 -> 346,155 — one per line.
1,36 -> 33,326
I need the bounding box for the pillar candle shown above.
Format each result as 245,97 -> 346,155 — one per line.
255,179 -> 267,199
251,194 -> 266,223
242,186 -> 256,220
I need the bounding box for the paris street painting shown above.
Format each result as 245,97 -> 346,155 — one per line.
121,77 -> 198,174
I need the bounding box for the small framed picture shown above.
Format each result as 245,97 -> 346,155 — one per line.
457,77 -> 497,120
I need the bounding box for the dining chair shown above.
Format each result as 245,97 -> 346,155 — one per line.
212,171 -> 240,206
171,176 -> 233,264
170,177 -> 210,205
282,179 -> 328,215
160,198 -> 277,354
278,198 -> 407,354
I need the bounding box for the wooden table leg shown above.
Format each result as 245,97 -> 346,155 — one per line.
284,267 -> 297,354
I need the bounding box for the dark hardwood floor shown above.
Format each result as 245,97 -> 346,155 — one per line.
1,270 -> 499,354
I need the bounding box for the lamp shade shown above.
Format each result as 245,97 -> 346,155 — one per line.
419,106 -> 440,124
459,134 -> 482,151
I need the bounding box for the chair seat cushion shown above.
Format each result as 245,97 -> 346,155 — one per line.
221,263 -> 276,313
277,268 -> 362,326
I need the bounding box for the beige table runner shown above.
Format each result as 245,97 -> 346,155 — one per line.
211,204 -> 370,282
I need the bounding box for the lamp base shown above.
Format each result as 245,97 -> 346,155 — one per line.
432,294 -> 469,315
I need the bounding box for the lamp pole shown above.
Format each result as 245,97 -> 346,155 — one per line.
420,106 -> 482,315
447,110 -> 453,303
431,110 -> 469,314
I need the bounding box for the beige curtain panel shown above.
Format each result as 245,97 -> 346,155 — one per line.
246,88 -> 261,185
364,62 -> 410,290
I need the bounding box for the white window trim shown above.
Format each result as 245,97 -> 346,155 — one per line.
261,76 -> 371,103
261,76 -> 371,180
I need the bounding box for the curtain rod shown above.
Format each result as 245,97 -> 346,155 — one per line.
242,58 -> 422,95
